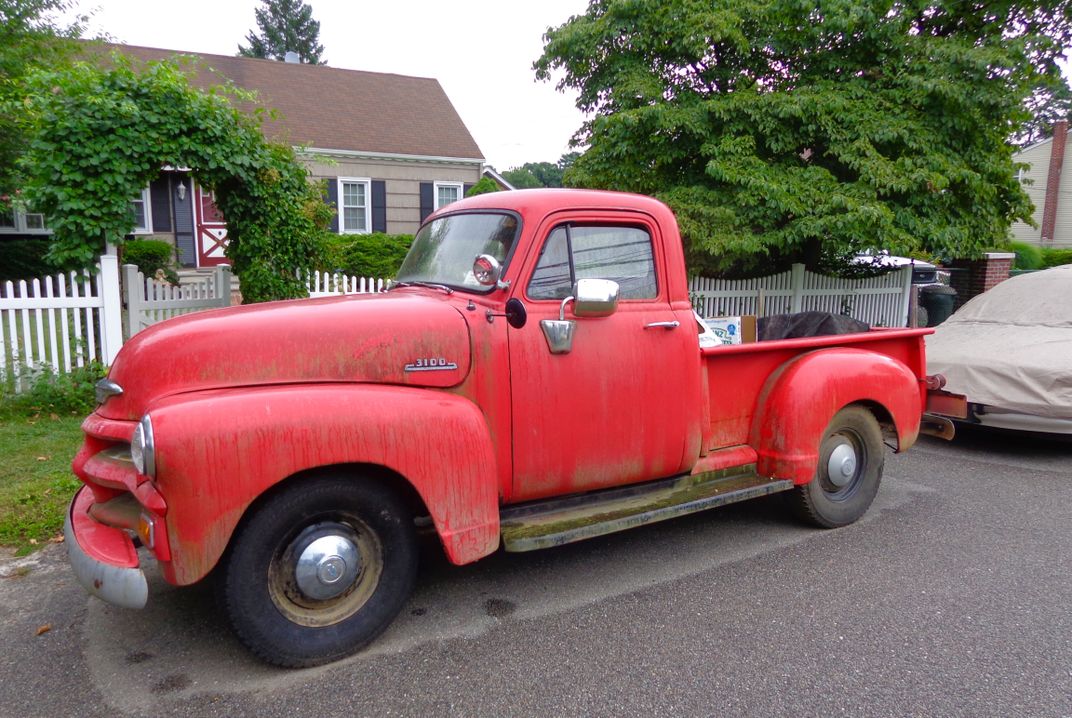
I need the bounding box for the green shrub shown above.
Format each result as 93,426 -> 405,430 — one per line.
0,361 -> 106,419
1008,240 -> 1044,270
1041,247 -> 1072,268
465,177 -> 501,197
321,233 -> 414,278
121,239 -> 179,284
0,239 -> 59,281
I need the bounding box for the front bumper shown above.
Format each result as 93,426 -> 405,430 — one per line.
65,486 -> 148,609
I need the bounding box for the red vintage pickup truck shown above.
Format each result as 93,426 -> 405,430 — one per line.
66,189 -> 956,666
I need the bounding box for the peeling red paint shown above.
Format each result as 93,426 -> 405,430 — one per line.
100,294 -> 472,422
747,345 -> 925,483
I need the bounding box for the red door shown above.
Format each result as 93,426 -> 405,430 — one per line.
195,185 -> 229,267
507,213 -> 699,502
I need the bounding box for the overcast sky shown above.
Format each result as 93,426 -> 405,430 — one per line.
64,0 -> 591,171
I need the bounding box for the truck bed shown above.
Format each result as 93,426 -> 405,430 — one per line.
700,328 -> 931,452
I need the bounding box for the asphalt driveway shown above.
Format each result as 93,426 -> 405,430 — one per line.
2,426 -> 1069,717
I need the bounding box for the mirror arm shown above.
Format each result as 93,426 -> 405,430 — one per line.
558,295 -> 575,321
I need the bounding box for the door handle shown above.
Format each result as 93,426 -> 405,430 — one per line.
644,321 -> 680,330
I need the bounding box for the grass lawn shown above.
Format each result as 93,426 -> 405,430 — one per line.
0,414 -> 84,555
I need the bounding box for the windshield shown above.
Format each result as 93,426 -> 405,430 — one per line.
396,212 -> 519,292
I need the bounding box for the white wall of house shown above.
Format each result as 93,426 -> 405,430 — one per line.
1010,132 -> 1072,248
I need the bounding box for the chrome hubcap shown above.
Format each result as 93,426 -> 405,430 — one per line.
294,534 -> 361,601
827,442 -> 858,488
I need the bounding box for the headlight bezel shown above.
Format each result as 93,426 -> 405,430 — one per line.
131,414 -> 156,479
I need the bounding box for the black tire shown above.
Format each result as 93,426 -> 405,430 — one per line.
216,474 -> 418,667
790,406 -> 884,529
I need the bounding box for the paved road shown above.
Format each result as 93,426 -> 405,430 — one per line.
2,427 -> 1070,718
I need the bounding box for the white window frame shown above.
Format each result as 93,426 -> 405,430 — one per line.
130,186 -> 153,234
434,181 -> 463,210
337,177 -> 372,234
0,207 -> 51,235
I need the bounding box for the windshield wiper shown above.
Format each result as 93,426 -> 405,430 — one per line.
388,280 -> 454,295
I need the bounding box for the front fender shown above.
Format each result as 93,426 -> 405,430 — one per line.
150,384 -> 500,585
749,348 -> 923,484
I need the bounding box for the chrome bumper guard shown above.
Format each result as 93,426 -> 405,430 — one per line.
64,499 -> 148,610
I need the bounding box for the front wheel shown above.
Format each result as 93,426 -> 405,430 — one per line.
790,406 -> 885,528
216,475 -> 418,667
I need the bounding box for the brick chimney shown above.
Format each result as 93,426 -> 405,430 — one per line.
1040,118 -> 1068,244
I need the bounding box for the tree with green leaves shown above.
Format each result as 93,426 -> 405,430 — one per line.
503,152 -> 582,189
501,166 -> 543,189
537,0 -> 1070,276
20,55 -> 331,302
0,0 -> 83,198
465,176 -> 501,196
238,0 -> 325,65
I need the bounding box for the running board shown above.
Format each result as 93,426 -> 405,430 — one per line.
500,467 -> 793,552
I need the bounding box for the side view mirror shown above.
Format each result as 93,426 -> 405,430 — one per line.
539,278 -> 620,355
571,278 -> 619,317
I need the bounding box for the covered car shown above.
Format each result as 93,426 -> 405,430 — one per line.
926,264 -> 1072,434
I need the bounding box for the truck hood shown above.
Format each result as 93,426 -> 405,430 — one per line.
99,292 -> 471,421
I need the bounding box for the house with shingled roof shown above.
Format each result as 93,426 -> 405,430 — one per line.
92,44 -> 486,269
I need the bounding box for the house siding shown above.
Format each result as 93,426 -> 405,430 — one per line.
304,155 -> 482,235
1010,133 -> 1072,248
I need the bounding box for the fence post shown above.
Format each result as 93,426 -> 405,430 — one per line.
789,263 -> 806,314
898,266 -> 913,327
216,264 -> 233,306
123,263 -> 144,340
99,255 -> 124,364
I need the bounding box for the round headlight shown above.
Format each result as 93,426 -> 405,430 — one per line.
130,415 -> 155,478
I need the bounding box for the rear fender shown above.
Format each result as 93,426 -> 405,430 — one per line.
149,384 -> 499,585
749,348 -> 923,484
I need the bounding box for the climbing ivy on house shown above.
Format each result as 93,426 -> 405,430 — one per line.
19,54 -> 331,302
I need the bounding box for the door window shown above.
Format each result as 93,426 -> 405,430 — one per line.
528,225 -> 657,300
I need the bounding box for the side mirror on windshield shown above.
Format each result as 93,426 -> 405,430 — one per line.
472,254 -> 503,286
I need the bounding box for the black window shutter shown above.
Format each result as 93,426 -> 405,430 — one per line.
463,183 -> 474,197
371,180 -> 386,233
149,178 -> 172,232
419,182 -> 434,223
325,178 -> 339,233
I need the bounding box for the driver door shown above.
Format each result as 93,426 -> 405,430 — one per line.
508,214 -> 698,502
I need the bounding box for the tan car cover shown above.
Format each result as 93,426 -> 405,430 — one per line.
926,264 -> 1072,419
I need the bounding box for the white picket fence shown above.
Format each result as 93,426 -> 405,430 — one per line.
2,255 -> 914,391
122,266 -> 385,336
689,263 -> 913,328
0,255 -> 123,391
304,270 -> 386,297
124,264 -> 233,338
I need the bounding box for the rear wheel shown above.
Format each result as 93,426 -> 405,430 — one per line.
217,475 -> 418,667
791,406 -> 884,528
